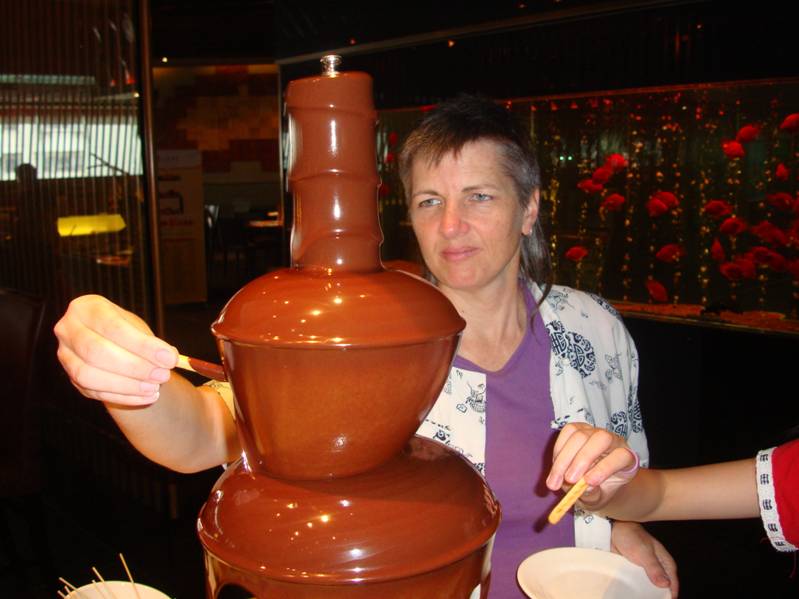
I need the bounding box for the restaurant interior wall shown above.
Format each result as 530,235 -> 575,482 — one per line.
152,63 -> 285,299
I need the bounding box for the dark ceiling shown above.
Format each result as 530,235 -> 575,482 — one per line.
148,0 -> 628,63
150,0 -> 276,62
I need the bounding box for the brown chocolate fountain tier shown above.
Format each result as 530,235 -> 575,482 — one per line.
211,58 -> 465,480
199,436 -> 500,596
213,269 -> 462,480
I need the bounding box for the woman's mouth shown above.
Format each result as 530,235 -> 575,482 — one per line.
441,247 -> 478,262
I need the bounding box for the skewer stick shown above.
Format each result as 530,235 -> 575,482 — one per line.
548,477 -> 589,525
92,566 -> 118,599
119,553 -> 142,599
176,354 -> 226,381
59,577 -> 83,596
59,576 -> 80,591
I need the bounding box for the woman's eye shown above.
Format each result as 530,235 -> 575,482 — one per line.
417,197 -> 441,208
471,192 -> 492,202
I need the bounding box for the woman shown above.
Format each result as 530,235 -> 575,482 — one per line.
54,95 -> 677,597
401,95 -> 674,597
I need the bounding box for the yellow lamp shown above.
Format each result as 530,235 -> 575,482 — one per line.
57,213 -> 126,237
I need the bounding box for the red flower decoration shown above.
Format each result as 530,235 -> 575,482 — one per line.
387,131 -> 399,147
789,220 -> 799,247
600,193 -> 626,212
737,257 -> 757,279
703,199 -> 733,219
750,246 -> 770,263
751,246 -> 787,271
577,178 -> 604,194
384,151 -> 396,164
604,153 -> 628,172
655,243 -> 684,263
750,220 -> 788,246
653,191 -> 679,209
646,191 -> 678,218
564,245 -> 589,262
645,279 -> 668,303
735,124 -> 760,143
767,192 -> 794,211
378,182 -> 391,197
720,256 -> 757,281
722,140 -> 745,159
591,166 -> 614,184
787,258 -> 799,280
646,197 -> 668,217
779,113 -> 799,133
710,238 -> 726,262
718,216 -> 748,236
719,261 -> 744,281
775,163 -> 789,181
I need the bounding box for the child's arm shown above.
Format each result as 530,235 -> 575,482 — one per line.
547,423 -> 759,521
549,425 -> 797,552
598,459 -> 759,522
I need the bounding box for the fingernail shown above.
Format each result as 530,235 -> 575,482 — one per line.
149,367 -> 170,383
156,348 -> 176,368
140,381 -> 159,394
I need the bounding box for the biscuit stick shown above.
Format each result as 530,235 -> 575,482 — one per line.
548,478 -> 589,525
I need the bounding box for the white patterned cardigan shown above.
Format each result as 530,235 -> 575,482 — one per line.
207,282 -> 649,550
416,282 -> 649,551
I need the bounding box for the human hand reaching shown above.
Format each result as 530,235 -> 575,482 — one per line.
54,295 -> 178,406
546,422 -> 639,510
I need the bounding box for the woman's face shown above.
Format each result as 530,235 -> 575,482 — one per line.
408,139 -> 539,294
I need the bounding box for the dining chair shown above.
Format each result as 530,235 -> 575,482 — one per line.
0,287 -> 55,589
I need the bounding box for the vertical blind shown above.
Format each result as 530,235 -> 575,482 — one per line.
0,0 -> 152,321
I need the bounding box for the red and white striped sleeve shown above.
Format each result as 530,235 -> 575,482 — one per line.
756,439 -> 799,552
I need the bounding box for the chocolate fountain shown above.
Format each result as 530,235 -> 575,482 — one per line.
198,56 -> 500,598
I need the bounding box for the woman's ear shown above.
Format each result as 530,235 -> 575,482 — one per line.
522,188 -> 540,235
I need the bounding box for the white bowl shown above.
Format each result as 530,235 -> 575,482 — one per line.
517,547 -> 671,599
65,580 -> 170,599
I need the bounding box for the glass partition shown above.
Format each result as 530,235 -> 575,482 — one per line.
377,79 -> 799,334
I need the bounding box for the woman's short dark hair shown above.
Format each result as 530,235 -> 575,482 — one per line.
399,94 -> 552,297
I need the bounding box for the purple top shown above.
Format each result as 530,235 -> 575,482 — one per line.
453,286 -> 575,598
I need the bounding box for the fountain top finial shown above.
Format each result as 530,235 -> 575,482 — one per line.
320,54 -> 341,76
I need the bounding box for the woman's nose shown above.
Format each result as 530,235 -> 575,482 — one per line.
439,204 -> 467,238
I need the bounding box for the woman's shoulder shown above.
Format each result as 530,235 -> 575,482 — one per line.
537,283 -> 624,325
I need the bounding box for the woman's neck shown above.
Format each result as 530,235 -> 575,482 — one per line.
441,278 -> 529,372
